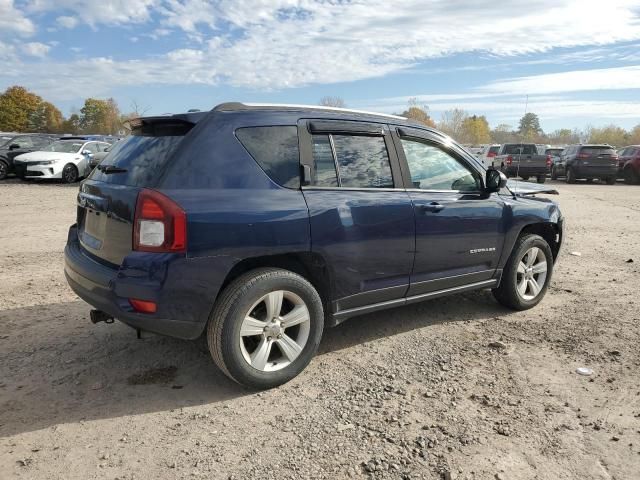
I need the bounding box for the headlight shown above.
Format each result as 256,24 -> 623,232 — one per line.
36,160 -> 59,165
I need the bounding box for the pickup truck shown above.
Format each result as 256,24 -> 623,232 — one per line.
495,143 -> 551,183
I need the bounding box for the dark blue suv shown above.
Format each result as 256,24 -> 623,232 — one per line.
64,103 -> 563,388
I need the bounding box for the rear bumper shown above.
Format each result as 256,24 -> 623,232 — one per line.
570,165 -> 617,179
64,225 -> 211,339
502,166 -> 549,177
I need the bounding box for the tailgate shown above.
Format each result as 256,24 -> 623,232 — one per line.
77,182 -> 140,266
76,116 -> 198,266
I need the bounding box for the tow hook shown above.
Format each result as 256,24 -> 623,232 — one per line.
90,309 -> 114,324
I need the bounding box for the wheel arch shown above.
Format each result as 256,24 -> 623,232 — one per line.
216,252 -> 336,326
519,222 -> 561,261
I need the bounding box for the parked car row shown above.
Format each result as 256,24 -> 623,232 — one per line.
473,142 -> 640,185
0,133 -> 118,182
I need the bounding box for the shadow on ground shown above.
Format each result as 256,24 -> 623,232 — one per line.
0,291 -> 505,437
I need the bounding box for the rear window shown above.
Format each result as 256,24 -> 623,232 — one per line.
580,146 -> 615,155
236,126 -> 300,188
89,120 -> 192,187
545,149 -> 563,156
502,144 -> 537,155
489,146 -> 500,154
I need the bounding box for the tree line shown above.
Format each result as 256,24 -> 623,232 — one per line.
0,85 -> 146,135
321,96 -> 640,147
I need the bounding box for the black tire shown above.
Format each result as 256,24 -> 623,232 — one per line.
0,160 -> 8,180
207,268 -> 324,389
62,163 -> 79,183
605,176 -> 615,185
566,167 -> 576,184
536,175 -> 546,184
492,234 -> 553,311
625,167 -> 639,185
550,167 -> 558,180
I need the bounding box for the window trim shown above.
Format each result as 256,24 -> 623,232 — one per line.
297,119 -> 404,190
392,127 -> 485,194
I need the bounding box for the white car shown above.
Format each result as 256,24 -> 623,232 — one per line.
14,139 -> 111,183
477,144 -> 501,168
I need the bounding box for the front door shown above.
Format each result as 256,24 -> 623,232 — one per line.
393,128 -> 506,296
299,120 -> 415,314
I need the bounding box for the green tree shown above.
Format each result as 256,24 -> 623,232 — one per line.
460,115 -> 491,144
0,86 -> 43,132
518,112 -> 543,140
80,97 -> 121,134
401,98 -> 436,128
61,113 -> 81,134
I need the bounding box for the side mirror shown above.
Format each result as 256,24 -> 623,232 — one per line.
485,168 -> 508,193
82,150 -> 94,157
9,143 -> 20,150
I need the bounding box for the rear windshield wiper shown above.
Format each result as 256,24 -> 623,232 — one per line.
97,165 -> 128,174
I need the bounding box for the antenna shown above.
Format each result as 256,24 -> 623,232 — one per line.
514,94 -> 529,195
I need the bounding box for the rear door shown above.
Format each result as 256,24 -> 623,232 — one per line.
298,119 -> 415,313
393,127 -> 505,296
78,118 -> 195,266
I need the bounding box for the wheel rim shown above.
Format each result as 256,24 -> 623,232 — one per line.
63,165 -> 76,182
516,247 -> 548,301
0,163 -> 6,177
239,290 -> 311,372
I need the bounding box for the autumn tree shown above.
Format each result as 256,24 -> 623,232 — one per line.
28,101 -> 64,133
628,124 -> 640,145
459,115 -> 491,144
61,113 -> 81,134
587,125 -> 628,147
401,98 -> 436,128
319,96 -> 346,108
0,86 -> 43,132
491,124 -> 516,144
518,112 -> 543,141
547,128 -> 579,145
438,108 -> 468,141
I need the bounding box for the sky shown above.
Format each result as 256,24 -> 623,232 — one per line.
1,0 -> 639,132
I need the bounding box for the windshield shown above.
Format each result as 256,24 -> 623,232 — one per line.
46,141 -> 83,153
0,136 -> 14,147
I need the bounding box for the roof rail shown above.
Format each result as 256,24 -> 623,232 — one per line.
212,102 -> 406,120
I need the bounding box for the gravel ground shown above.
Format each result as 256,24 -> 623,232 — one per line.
1,178 -> 639,480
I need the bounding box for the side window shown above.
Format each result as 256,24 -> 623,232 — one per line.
400,139 -> 481,192
310,134 -> 394,188
236,126 -> 300,188
311,135 -> 338,187
14,137 -> 33,148
84,143 -> 99,153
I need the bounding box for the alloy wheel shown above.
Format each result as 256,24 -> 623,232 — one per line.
239,290 -> 311,372
516,247 -> 548,301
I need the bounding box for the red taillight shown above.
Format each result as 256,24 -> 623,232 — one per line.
611,154 -> 619,160
133,189 -> 186,253
488,151 -> 497,157
506,155 -> 513,166
577,153 -> 589,159
546,154 -> 552,167
129,298 -> 157,314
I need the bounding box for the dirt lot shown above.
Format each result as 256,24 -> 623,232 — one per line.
1,178 -> 639,480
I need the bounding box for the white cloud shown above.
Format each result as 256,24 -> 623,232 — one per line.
0,0 -> 35,36
480,66 -> 640,96
3,0 -> 640,103
21,42 -> 51,57
28,0 -> 155,26
56,15 -> 78,29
